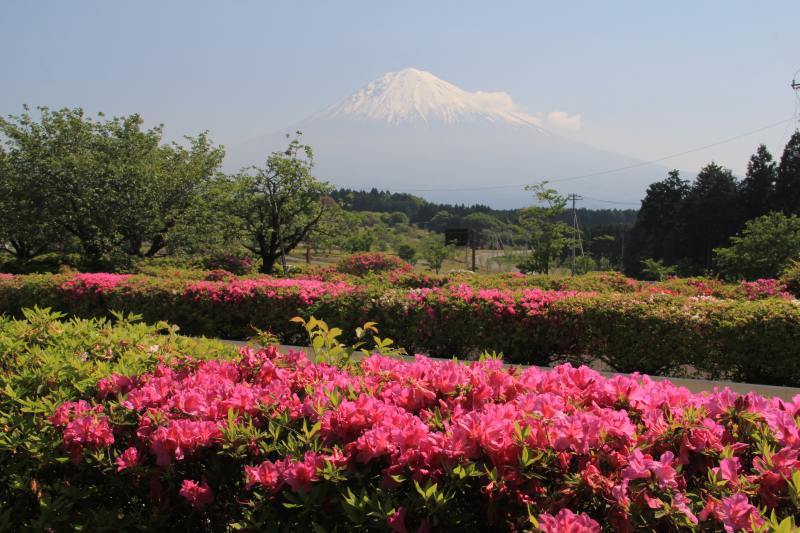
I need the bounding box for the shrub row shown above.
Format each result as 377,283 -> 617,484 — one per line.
1,273 -> 800,386
3,309 -> 800,531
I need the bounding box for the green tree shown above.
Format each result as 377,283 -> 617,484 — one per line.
738,144 -> 777,222
0,106 -> 223,269
428,210 -> 453,233
463,212 -> 502,247
640,258 -> 677,281
396,243 -> 417,264
421,234 -> 453,273
624,170 -> 688,275
228,134 -> 332,274
116,133 -> 224,258
714,211 -> 800,280
680,162 -> 739,271
517,183 -> 572,274
382,211 -> 410,226
303,197 -> 348,258
775,131 -> 800,216
342,231 -> 374,253
0,146 -> 65,260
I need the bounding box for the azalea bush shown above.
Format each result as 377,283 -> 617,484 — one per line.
0,307 -> 239,530
1,272 -> 800,385
337,252 -> 413,277
2,310 -> 799,531
202,252 -> 256,276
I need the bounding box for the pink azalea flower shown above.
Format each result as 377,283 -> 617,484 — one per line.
538,509 -> 601,532
179,479 -> 214,510
720,494 -> 763,532
115,447 -> 139,472
62,415 -> 114,462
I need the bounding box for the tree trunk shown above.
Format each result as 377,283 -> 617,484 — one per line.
256,233 -> 281,274
260,250 -> 280,274
145,235 -> 166,257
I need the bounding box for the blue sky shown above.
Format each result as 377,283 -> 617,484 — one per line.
2,0 -> 799,180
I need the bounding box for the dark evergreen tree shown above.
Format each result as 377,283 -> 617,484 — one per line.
623,170 -> 688,274
738,144 -> 777,223
680,162 -> 739,271
775,131 -> 800,215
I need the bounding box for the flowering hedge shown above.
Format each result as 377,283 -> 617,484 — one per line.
337,252 -> 413,277
1,272 -> 800,385
2,310 -> 799,530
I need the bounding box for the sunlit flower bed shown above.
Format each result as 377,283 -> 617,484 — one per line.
51,345 -> 800,531
2,270 -> 800,386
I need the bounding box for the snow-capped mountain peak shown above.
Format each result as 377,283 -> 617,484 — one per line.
312,68 -> 545,128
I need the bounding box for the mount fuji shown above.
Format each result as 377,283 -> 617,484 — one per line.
226,68 -> 663,208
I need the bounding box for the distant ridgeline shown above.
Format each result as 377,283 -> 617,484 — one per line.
330,188 -> 638,229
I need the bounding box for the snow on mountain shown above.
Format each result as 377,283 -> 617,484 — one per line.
226,69 -> 663,208
311,68 -> 547,129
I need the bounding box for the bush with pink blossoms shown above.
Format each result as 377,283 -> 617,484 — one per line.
202,252 -> 255,275
204,269 -> 236,281
59,272 -> 133,299
738,279 -> 792,301
4,310 -> 800,530
337,252 -> 413,277
3,271 -> 800,385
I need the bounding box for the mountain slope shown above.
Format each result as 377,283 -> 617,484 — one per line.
311,68 -> 547,129
226,69 -> 663,208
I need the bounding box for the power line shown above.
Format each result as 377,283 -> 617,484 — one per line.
580,196 -> 640,206
395,116 -> 795,193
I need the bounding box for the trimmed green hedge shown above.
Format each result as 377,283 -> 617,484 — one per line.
1,273 -> 799,386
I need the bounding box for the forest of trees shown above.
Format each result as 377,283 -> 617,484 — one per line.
331,188 -> 637,228
624,132 -> 800,277
331,187 -> 636,266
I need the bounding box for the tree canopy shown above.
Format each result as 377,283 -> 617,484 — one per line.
227,134 -> 333,274
0,106 -> 224,269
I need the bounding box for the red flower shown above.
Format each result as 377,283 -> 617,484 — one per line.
179,479 -> 214,510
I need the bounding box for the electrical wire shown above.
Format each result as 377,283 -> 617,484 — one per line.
395,116 -> 795,193
580,196 -> 640,206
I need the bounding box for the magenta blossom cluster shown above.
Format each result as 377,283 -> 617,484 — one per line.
50,344 -> 800,530
337,252 -> 413,277
407,284 -> 588,318
59,273 -> 133,299
184,278 -> 357,305
49,400 -> 115,461
739,279 -> 792,301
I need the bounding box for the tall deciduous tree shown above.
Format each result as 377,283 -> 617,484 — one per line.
0,106 -> 223,269
229,134 -> 333,274
714,211 -> 800,280
517,183 -> 572,274
0,145 -> 65,260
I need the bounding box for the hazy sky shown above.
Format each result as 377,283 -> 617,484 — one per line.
2,0 -> 799,182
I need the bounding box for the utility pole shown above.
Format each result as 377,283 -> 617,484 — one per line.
566,194 -> 583,275
793,74 -> 800,131
470,230 -> 477,272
